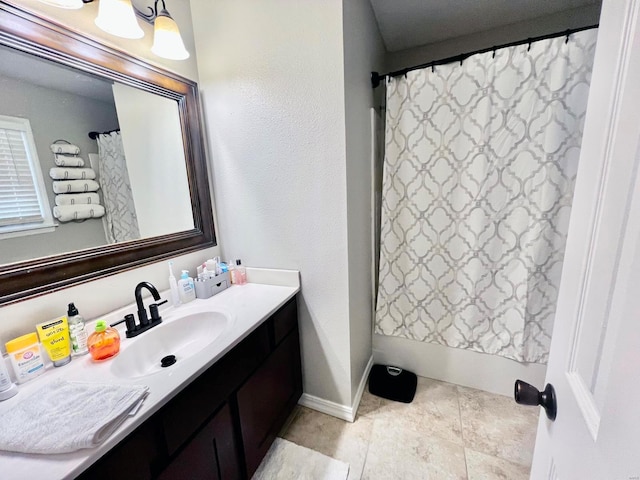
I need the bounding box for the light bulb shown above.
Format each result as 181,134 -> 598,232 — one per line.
95,0 -> 144,40
151,9 -> 189,61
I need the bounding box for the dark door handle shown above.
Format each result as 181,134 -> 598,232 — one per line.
514,380 -> 557,421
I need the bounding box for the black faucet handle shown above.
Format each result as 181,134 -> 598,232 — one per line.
111,314 -> 137,333
149,303 -> 162,322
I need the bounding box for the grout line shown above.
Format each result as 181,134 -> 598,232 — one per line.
356,418 -> 376,480
455,385 -> 471,479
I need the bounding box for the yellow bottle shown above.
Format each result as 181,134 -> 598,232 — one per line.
87,321 -> 120,362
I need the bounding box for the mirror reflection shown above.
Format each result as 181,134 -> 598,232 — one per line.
0,44 -> 194,265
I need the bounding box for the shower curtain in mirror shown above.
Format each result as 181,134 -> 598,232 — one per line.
375,30 -> 597,363
96,132 -> 140,243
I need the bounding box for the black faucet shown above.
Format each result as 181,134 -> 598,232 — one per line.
135,281 -> 161,327
110,282 -> 165,337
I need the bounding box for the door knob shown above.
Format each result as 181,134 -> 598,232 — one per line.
514,380 -> 557,421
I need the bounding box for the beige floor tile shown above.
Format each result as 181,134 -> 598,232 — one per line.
465,448 -> 530,480
458,386 -> 538,467
361,416 -> 467,480
359,376 -> 463,445
281,406 -> 374,480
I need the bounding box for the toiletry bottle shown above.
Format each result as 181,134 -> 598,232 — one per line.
228,260 -> 236,284
5,333 -> 44,383
0,354 -> 18,401
178,270 -> 196,303
87,321 -> 120,361
67,303 -> 89,356
36,317 -> 71,367
168,261 -> 180,307
234,259 -> 247,285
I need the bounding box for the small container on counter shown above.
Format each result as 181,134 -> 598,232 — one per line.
0,353 -> 18,401
36,317 -> 72,367
87,320 -> 120,361
5,332 -> 45,384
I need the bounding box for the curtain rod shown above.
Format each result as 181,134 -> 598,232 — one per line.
88,129 -> 120,140
371,24 -> 599,88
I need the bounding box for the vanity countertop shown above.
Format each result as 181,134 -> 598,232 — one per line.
0,267 -> 300,480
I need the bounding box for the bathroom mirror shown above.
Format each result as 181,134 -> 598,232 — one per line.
0,3 -> 215,305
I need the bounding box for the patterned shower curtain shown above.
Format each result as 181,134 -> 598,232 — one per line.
96,132 -> 140,243
375,30 -> 598,363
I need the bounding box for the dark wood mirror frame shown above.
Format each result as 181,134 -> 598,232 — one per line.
0,2 -> 216,305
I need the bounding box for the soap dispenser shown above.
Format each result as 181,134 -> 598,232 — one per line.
178,270 -> 196,304
87,320 -> 120,362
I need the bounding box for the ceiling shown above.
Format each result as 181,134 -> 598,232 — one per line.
369,0 -> 601,52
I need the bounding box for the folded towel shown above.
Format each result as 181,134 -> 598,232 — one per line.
49,167 -> 96,180
55,193 -> 101,206
53,153 -> 85,167
0,379 -> 148,454
53,204 -> 105,222
52,179 -> 100,194
50,143 -> 80,155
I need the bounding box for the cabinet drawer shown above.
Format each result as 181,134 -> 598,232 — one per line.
271,297 -> 298,347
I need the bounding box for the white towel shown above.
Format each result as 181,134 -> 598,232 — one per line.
54,154 -> 85,168
50,144 -> 80,155
55,193 -> 101,206
53,204 -> 105,221
52,179 -> 100,194
0,379 -> 148,454
49,167 -> 96,180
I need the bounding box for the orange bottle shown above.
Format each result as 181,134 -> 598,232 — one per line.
87,320 -> 120,361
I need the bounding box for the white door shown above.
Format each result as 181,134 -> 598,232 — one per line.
529,0 -> 640,478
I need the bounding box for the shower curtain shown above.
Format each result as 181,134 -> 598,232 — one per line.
375,30 -> 597,363
96,132 -> 140,243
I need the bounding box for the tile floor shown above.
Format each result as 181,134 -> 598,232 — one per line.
280,376 -> 538,479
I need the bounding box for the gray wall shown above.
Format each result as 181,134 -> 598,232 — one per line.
0,74 -> 119,264
385,5 -> 602,72
343,0 -> 386,404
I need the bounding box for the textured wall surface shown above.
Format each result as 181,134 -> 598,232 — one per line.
191,0 -> 355,405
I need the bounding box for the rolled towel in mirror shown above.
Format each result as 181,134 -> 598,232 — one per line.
53,153 -> 85,167
53,204 -> 105,222
50,143 -> 80,155
55,193 -> 100,206
49,167 -> 96,180
52,179 -> 100,194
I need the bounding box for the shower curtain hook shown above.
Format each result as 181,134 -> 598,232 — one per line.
431,63 -> 435,73
565,29 -> 571,43
492,47 -> 496,59
527,39 -> 532,51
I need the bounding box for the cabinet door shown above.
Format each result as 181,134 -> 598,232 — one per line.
158,403 -> 241,480
237,329 -> 302,478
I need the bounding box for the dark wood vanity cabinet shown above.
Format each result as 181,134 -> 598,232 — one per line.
77,296 -> 301,480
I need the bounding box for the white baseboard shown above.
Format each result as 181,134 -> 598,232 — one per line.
351,355 -> 374,418
299,394 -> 354,422
299,355 -> 374,423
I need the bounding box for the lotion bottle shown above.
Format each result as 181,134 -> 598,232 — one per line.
234,259 -> 247,285
178,270 -> 196,303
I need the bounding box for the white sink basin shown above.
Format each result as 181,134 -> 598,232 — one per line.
110,310 -> 233,379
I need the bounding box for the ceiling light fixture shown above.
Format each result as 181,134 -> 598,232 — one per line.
37,0 -> 189,61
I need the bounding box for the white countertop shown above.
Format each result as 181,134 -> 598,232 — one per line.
0,268 -> 300,480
